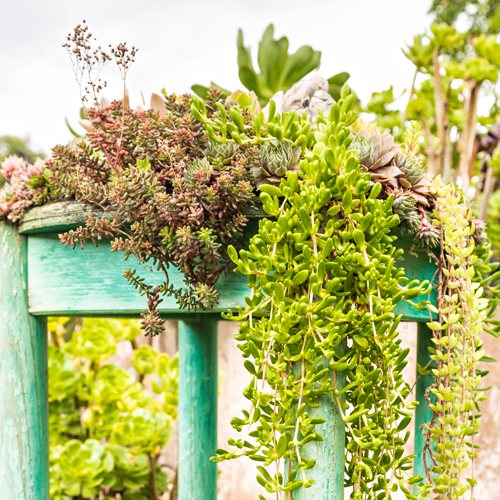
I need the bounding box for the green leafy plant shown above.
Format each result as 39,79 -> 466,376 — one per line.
193,24 -> 350,105
48,317 -> 178,500
0,135 -> 44,163
429,0 -> 500,37
366,22 -> 500,195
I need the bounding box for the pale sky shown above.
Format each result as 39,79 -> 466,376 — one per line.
0,0 -> 432,154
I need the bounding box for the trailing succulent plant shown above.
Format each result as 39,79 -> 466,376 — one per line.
190,85 -> 499,499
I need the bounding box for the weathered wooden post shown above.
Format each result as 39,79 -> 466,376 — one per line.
413,323 -> 435,481
13,203 -> 249,500
0,221 -> 49,499
286,361 -> 346,500
178,315 -> 219,500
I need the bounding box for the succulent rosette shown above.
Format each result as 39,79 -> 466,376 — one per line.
252,140 -> 301,187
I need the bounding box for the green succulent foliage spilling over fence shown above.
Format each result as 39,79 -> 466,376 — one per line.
200,87 -> 431,498
192,24 -> 350,105
190,84 -> 500,498
48,318 -> 178,500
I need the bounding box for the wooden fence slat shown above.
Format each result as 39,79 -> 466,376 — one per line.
413,322 -> 435,484
178,315 -> 218,500
286,355 -> 346,499
0,221 -> 49,499
25,232 -> 435,322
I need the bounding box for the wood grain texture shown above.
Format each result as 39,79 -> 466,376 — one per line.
21,201 -> 436,320
178,316 -> 218,500
413,322 -> 435,484
286,354 -> 346,499
0,221 -> 49,499
25,229 -> 435,320
26,230 -> 258,316
18,201 -> 267,235
19,201 -> 113,235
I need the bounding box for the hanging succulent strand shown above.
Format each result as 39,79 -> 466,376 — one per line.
416,181 -> 494,499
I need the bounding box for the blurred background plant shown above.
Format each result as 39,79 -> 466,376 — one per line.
0,135 -> 44,164
192,24 -> 350,106
429,0 -> 500,37
357,0 -> 500,257
364,22 -> 500,192
47,317 -> 179,500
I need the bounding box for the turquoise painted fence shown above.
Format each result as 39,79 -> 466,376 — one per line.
0,202 -> 436,499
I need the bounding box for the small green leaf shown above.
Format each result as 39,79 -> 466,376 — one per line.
353,335 -> 368,350
291,270 -> 309,287
480,355 -> 497,363
299,208 -> 313,233
260,184 -> 283,197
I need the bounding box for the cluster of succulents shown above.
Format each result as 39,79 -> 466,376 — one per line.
348,122 -> 440,246
0,90 -> 262,334
350,126 -> 431,203
0,154 -> 46,219
48,318 -> 177,500
1,81 -> 483,331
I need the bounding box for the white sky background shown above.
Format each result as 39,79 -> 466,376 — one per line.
0,0 -> 432,154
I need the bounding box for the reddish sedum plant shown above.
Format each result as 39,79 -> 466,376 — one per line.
0,155 -> 47,219
13,90 -> 257,335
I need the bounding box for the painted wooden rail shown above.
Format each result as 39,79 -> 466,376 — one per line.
0,201 -> 437,499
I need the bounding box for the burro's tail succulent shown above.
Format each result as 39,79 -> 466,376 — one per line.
252,140 -> 301,187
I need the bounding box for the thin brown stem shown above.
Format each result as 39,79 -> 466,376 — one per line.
148,453 -> 160,500
402,67 -> 419,125
433,47 -> 445,148
457,80 -> 481,192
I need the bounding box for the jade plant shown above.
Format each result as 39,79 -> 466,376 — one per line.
48,317 -> 178,500
365,21 -> 500,194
